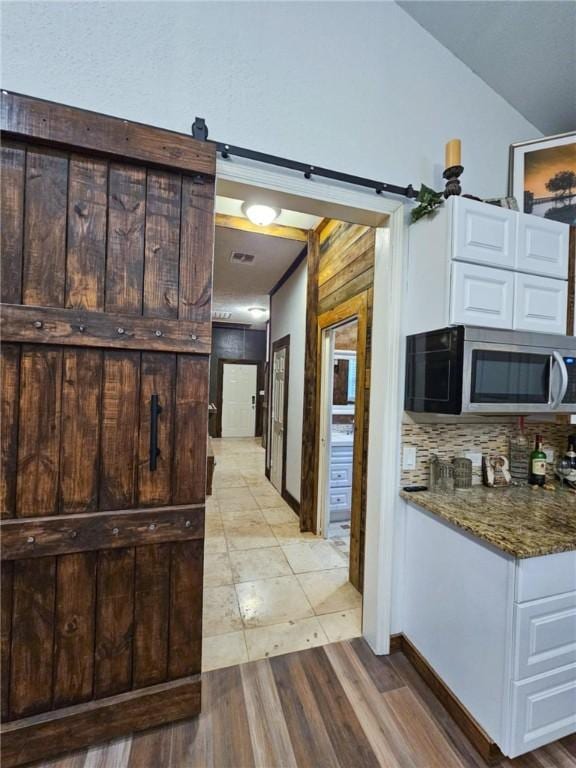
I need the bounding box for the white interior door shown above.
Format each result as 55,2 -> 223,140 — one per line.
222,363 -> 257,437
270,347 -> 286,492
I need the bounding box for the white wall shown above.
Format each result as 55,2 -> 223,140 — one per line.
270,259 -> 307,501
1,2 -> 540,198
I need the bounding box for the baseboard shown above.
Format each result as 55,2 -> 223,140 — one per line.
282,489 -> 300,516
1,675 -> 201,768
389,634 -> 503,765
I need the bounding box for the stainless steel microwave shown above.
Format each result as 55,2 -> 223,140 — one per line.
405,326 -> 576,415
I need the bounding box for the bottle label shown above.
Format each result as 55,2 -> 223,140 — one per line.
531,459 -> 546,476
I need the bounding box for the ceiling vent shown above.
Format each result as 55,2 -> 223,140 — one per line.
212,311 -> 232,320
230,251 -> 255,265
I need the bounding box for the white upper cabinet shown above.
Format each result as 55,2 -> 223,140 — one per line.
453,197 -> 516,269
517,215 -> 569,279
405,196 -> 570,336
514,273 -> 568,334
451,261 -> 514,329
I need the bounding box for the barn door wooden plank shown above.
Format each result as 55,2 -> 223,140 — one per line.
143,171 -> 181,319
94,548 -> 135,698
105,165 -> 146,315
16,346 -> 63,517
22,148 -> 68,308
100,351 -> 140,511
66,155 -> 108,311
0,345 -> 20,518
59,349 -> 102,514
173,355 -> 209,505
138,353 -> 175,507
53,552 -> 97,707
133,544 -> 170,687
178,177 -> 214,323
1,561 -> 13,720
0,141 -> 25,304
10,557 -> 56,718
168,539 -> 203,679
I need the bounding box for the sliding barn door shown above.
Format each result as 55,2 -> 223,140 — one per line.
0,92 -> 215,767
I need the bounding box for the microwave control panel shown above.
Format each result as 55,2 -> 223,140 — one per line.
563,357 -> 576,404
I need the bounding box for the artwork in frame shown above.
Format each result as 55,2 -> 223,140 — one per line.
509,132 -> 576,224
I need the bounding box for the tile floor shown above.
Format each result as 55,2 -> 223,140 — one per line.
202,437 -> 362,671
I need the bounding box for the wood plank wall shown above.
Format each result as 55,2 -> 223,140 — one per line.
301,220 -> 375,590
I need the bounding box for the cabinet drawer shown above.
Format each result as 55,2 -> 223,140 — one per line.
508,664 -> 576,758
514,593 -> 576,680
452,196 -> 516,269
451,261 -> 514,329
517,215 -> 569,279
513,273 -> 567,334
330,463 -> 353,488
516,551 -> 576,603
329,488 -> 351,512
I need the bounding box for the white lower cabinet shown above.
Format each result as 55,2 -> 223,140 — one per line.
403,501 -> 576,759
329,443 -> 353,522
514,273 -> 568,334
451,261 -> 514,328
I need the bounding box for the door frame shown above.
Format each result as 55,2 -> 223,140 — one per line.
269,335 -> 290,499
216,358 -> 264,438
316,296 -> 367,591
217,159 -> 407,655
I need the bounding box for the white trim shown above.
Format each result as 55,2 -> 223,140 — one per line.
316,327 -> 335,539
216,157 -> 407,655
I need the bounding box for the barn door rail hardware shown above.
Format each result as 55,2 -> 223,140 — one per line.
191,117 -> 418,200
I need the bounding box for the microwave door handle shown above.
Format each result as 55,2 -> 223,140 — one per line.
550,351 -> 569,409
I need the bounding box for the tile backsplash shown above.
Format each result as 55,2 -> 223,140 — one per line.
401,418 -> 572,486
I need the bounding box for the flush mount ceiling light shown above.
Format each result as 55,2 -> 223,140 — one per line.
241,202 -> 281,227
248,307 -> 267,320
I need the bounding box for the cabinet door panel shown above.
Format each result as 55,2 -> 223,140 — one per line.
509,665 -> 576,758
514,593 -> 576,680
517,215 -> 569,279
451,262 -> 514,329
514,273 -> 567,334
453,197 -> 515,269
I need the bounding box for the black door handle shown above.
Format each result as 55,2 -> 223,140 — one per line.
150,394 -> 162,471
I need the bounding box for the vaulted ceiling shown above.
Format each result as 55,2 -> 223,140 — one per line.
398,1 -> 576,136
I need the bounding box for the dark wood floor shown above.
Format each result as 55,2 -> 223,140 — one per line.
37,639 -> 575,768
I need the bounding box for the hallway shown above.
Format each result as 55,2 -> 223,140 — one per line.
202,438 -> 362,671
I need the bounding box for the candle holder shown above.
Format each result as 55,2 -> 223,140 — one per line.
443,165 -> 463,198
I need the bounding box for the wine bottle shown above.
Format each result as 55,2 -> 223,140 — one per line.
528,434 -> 546,487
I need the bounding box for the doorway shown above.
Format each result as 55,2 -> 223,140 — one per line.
316,294 -> 368,592
221,362 -> 257,437
318,318 -> 358,547
270,335 -> 290,494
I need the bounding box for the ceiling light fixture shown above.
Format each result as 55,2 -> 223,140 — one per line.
241,202 -> 281,227
248,307 -> 267,320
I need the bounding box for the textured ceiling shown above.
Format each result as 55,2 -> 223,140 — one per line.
213,226 -> 304,327
398,1 -> 576,135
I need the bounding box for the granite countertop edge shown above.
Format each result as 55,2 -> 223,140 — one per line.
399,487 -> 576,559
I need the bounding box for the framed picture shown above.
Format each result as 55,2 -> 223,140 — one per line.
509,132 -> 576,224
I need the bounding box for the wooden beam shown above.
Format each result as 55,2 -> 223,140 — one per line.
1,674 -> 201,768
1,505 -> 204,560
0,304 -> 211,354
299,230 -> 320,532
1,91 -> 215,177
215,213 -> 308,242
